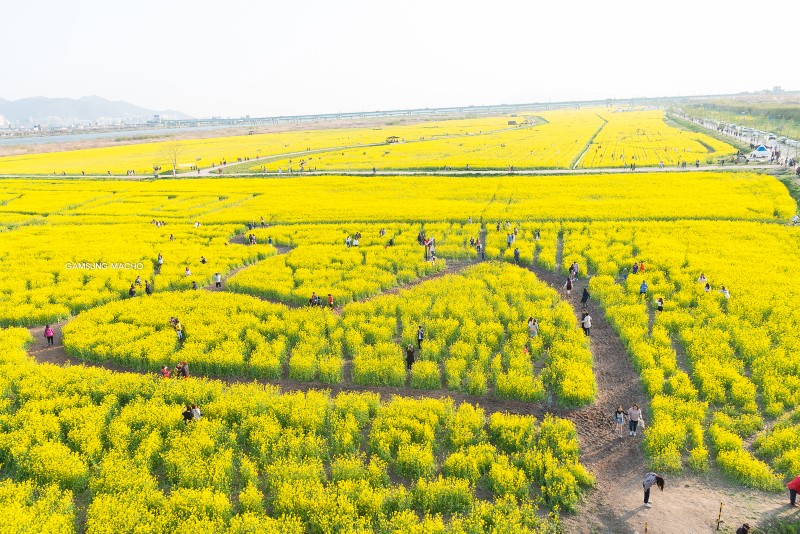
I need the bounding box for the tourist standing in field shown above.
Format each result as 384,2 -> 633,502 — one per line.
44,325 -> 54,346
528,317 -> 538,337
787,474 -> 800,507
174,319 -> 183,341
145,281 -> 152,295
327,294 -> 334,308
628,404 -> 643,436
182,405 -> 194,424
513,247 -> 520,264
656,297 -> 664,312
175,361 -> 189,379
214,273 -> 222,288
416,326 -> 424,349
191,404 -> 201,420
613,405 -> 625,437
129,284 -> 136,298
160,365 -> 171,378
581,287 -> 590,309
639,280 -> 648,299
406,344 -> 415,370
642,472 -> 665,507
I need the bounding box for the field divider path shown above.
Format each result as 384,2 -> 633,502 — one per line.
572,114 -> 608,169
526,261 -> 647,533
0,163 -> 785,179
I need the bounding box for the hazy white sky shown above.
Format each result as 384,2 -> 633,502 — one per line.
2,0 -> 798,118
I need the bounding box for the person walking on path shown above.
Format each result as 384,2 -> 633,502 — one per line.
581,287 -> 590,309
214,273 -> 222,288
327,294 -> 334,308
564,277 -> 573,297
613,405 -> 625,437
581,312 -> 592,336
145,280 -> 152,295
787,474 -> 800,507
656,297 -> 664,312
129,284 -> 136,298
628,404 -> 643,436
416,326 -> 425,349
642,472 -> 665,507
513,247 -> 520,264
639,280 -> 648,299
44,325 -> 55,346
405,344 -> 415,370
174,319 -> 183,341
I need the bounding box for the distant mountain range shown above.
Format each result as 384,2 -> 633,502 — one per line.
0,96 -> 191,127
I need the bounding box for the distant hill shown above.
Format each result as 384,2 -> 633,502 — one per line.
0,96 -> 191,126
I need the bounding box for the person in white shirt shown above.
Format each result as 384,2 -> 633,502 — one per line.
581,312 -> 592,336
627,404 -> 643,436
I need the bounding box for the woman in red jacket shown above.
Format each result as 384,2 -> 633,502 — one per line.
788,474 -> 800,507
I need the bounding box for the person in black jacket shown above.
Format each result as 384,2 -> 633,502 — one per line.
405,344 -> 415,370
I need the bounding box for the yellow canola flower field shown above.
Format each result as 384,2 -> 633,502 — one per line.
0,327 -> 590,531
0,172 -> 787,224
60,262 -> 596,407
550,220 -> 800,488
578,109 -> 737,168
0,108 -> 731,175
0,222 -> 274,326
0,116 -> 515,176
252,110 -> 602,171
0,172 -> 791,326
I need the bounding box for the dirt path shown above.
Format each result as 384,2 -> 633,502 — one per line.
528,263 -> 798,533
169,163 -> 784,178
528,264 -> 646,533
